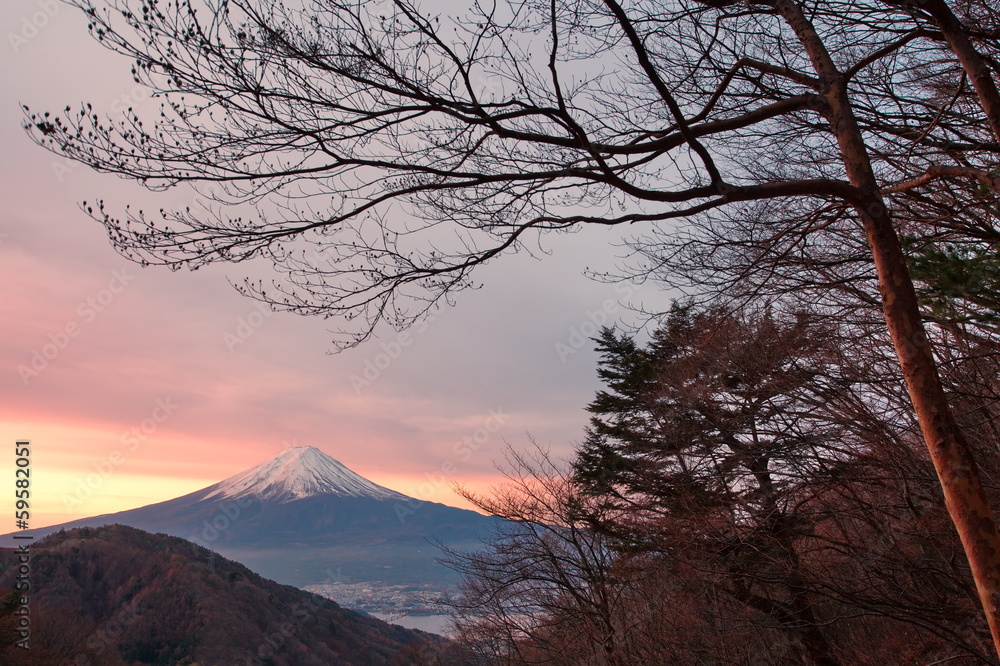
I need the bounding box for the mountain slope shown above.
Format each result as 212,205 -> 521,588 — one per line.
0,447 -> 499,587
202,445 -> 410,502
0,525 -> 454,665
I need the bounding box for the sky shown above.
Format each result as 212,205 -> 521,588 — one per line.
0,0 -> 666,529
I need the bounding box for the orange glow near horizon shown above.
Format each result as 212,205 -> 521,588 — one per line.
358,472 -> 499,514
0,415 -> 502,531
1,416 -> 221,530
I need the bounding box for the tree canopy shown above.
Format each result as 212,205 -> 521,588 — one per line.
448,308 -> 1000,663
25,0 -> 1000,652
29,0 -> 999,343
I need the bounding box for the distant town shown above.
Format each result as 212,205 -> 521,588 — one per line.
307,581 -> 450,617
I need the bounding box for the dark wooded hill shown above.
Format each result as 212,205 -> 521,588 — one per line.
0,525 -> 459,665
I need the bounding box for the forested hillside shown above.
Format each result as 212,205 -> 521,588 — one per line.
446,305 -> 1000,664
0,526 -> 455,665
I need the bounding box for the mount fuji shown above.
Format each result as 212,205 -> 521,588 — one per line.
201,445 -> 409,503
1,446 -> 499,588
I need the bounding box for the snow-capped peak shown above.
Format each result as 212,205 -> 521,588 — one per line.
202,446 -> 408,502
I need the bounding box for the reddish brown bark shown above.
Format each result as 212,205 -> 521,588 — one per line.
777,0 -> 1000,656
921,0 -> 1000,142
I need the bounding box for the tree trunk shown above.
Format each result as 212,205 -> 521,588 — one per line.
860,197 -> 1000,656
919,0 -> 1000,142
776,0 -> 1000,655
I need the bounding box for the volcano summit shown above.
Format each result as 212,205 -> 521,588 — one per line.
1,446 -> 498,588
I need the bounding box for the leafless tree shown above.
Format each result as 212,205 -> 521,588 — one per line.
443,444 -> 624,664
576,305 -> 1000,663
25,0 -> 1000,649
444,443 -> 802,665
446,308 -> 999,663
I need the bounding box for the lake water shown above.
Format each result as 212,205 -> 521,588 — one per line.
370,613 -> 453,636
